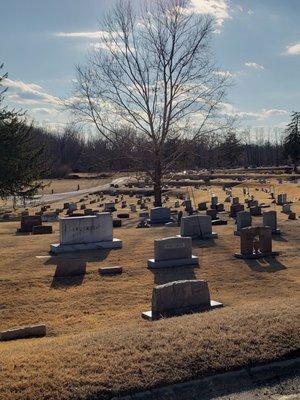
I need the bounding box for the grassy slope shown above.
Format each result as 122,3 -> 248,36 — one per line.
0,301 -> 299,400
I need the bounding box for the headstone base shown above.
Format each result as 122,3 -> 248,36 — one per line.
141,300 -> 223,320
50,238 -> 122,254
177,233 -> 218,240
148,218 -> 174,225
147,255 -> 199,269
234,251 -> 280,259
212,219 -> 227,226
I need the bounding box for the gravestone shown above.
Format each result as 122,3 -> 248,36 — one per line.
184,200 -> 193,213
18,215 -> 42,233
235,226 -> 279,259
113,219 -> 122,228
41,213 -> 58,222
50,213 -> 122,254
68,203 -> 77,213
130,204 -> 137,213
180,215 -> 217,239
225,196 -> 231,203
141,280 -> 223,320
0,324 -> 46,341
282,204 -> 291,214
149,207 -> 172,224
230,203 -> 244,218
232,197 -> 239,205
211,196 -> 218,207
206,209 -> 218,220
288,212 -> 296,220
263,211 -> 280,234
250,205 -> 262,216
234,211 -> 252,236
215,203 -> 224,212
104,202 -> 116,212
147,236 -> 199,269
277,193 -> 287,205
99,266 -> 123,275
198,202 -> 207,211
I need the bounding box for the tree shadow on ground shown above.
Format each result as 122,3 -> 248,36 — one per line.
151,265 -> 198,285
245,257 -> 287,273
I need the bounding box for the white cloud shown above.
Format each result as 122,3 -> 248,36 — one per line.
4,78 -> 61,106
286,42 -> 300,55
247,9 -> 254,15
55,31 -> 111,40
220,103 -> 288,120
244,62 -> 265,70
189,0 -> 230,28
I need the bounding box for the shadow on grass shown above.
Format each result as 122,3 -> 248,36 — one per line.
151,265 -> 198,285
44,249 -> 111,265
46,250 -> 111,289
245,257 -> 287,273
51,274 -> 85,289
192,238 -> 218,249
272,234 -> 288,242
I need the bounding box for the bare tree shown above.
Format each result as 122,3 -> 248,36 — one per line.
70,0 -> 230,206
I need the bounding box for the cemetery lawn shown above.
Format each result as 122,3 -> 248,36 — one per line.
0,180 -> 299,400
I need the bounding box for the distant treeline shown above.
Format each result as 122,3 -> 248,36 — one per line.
32,125 -> 288,177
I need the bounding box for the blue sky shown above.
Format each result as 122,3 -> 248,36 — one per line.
0,0 -> 299,136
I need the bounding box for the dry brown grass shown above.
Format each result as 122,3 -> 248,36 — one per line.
0,178 -> 299,399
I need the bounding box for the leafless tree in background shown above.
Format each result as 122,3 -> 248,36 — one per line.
70,0 -> 230,206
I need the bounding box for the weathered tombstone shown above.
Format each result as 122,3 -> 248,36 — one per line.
149,207 -> 172,224
0,324 -> 46,341
282,204 -> 291,214
263,211 -> 280,234
230,203 -> 244,218
180,215 -> 217,239
198,202 -> 207,211
141,280 -> 223,320
41,213 -> 58,222
121,200 -> 127,209
215,203 -> 224,212
235,226 -> 279,259
50,213 -> 122,254
234,211 -> 252,236
99,266 -> 122,275
68,203 -> 77,213
139,211 -> 149,219
250,205 -> 262,216
130,204 -> 137,213
224,196 -> 231,203
211,195 -> 218,207
18,215 -> 42,233
288,212 -> 296,220
54,260 -> 86,277
277,193 -> 287,205
113,219 -> 122,228
117,213 -> 129,219
104,202 -> 116,212
206,209 -> 218,220
232,197 -> 239,205
147,236 -> 199,268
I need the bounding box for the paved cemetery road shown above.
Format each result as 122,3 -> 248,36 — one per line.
25,176 -> 131,206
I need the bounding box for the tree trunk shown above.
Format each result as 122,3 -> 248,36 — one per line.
153,158 -> 162,207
